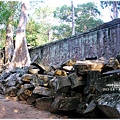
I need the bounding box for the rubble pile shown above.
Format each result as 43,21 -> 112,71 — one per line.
0,56 -> 120,118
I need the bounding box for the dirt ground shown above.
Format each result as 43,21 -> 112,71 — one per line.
0,95 -> 67,119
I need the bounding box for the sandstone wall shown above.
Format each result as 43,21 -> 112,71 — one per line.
29,18 -> 120,66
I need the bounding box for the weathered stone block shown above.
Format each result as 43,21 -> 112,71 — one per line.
28,68 -> 39,74
5,73 -> 19,87
24,89 -> 32,96
49,76 -> 71,93
18,93 -> 28,101
102,69 -> 120,76
84,70 -> 101,94
30,74 -> 54,87
51,95 -> 80,111
0,83 -> 5,94
36,97 -> 53,110
17,88 -> 29,101
5,86 -> 19,97
16,77 -> 23,85
106,58 -> 119,70
69,72 -> 86,89
76,102 -> 87,115
33,86 -> 55,96
31,62 -> 53,74
37,74 -> 53,84
6,79 -> 17,87
62,59 -> 76,66
23,84 -> 34,89
96,93 -> 120,118
21,74 -> 34,82
83,100 -> 96,114
11,67 -> 28,76
62,66 -> 74,72
95,73 -> 120,93
20,84 -> 33,96
37,64 -> 54,72
76,101 -> 106,118
27,93 -> 40,105
74,60 -> 105,73
0,72 -> 11,81
54,69 -> 67,76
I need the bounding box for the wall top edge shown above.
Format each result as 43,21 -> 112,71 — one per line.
29,18 -> 120,51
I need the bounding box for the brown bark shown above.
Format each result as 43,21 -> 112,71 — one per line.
8,1 -> 31,70
113,1 -> 118,19
5,22 -> 14,64
71,0 -> 75,35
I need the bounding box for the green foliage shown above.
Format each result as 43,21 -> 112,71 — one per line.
100,1 -> 120,19
27,5 -> 54,46
35,5 -> 53,20
0,1 -> 20,48
52,24 -> 72,40
52,2 -> 103,40
0,1 -> 20,24
100,1 -> 120,10
54,5 -> 72,22
0,2 -> 10,23
26,18 -> 40,46
75,2 -> 103,33
0,29 -> 6,48
0,1 -> 104,48
76,2 -> 101,18
26,5 -> 54,47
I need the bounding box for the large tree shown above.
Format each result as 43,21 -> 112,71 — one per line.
100,1 -> 120,19
0,1 -> 20,63
26,18 -> 40,46
75,2 -> 103,33
5,1 -> 19,64
34,5 -> 54,44
52,5 -> 73,40
52,2 -> 103,40
71,0 -> 75,35
8,1 -> 31,70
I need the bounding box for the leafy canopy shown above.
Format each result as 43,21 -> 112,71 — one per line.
52,2 -> 103,40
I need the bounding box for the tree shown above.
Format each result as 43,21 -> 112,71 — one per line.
100,1 -> 120,19
53,5 -> 72,23
33,5 -> 54,44
52,24 -> 72,40
52,2 -> 103,40
75,2 -> 103,33
5,1 -> 19,64
0,1 -> 20,63
8,1 -> 31,70
0,1 -> 12,49
26,18 -> 40,46
71,0 -> 75,35
53,5 -> 72,39
5,16 -> 14,64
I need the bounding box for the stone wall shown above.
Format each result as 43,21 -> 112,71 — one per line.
29,18 -> 120,66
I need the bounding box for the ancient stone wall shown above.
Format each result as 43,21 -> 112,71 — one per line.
29,18 -> 120,66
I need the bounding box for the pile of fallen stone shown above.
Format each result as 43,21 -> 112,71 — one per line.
0,56 -> 120,118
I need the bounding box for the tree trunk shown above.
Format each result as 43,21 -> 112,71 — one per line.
71,0 -> 75,35
5,18 -> 14,64
8,1 -> 31,70
113,1 -> 118,19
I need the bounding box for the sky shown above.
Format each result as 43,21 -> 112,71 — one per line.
45,0 -> 113,22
